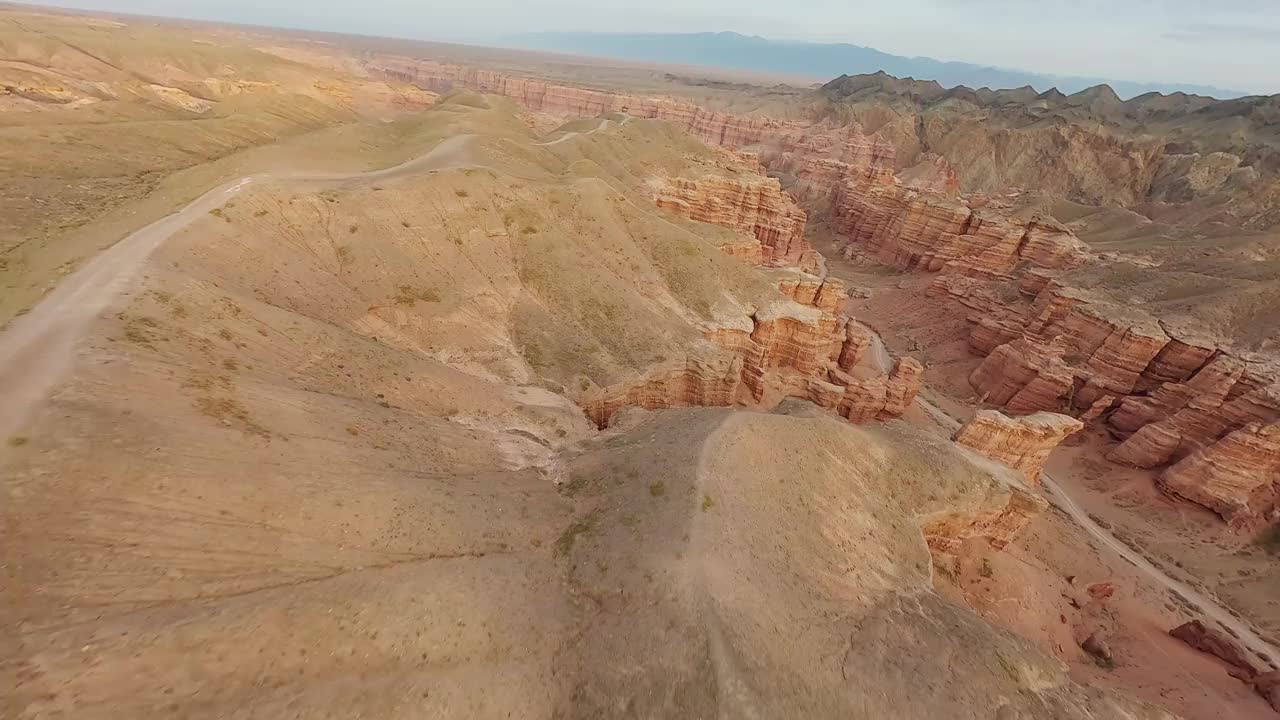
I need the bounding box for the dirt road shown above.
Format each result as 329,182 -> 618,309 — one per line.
915,378 -> 1280,668
0,134 -> 475,441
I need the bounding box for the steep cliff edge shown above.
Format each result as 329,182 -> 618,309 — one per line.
654,174 -> 813,269
362,56 -> 1278,530
935,270 -> 1280,527
1158,423 -> 1280,529
953,410 -> 1083,485
835,170 -> 1089,278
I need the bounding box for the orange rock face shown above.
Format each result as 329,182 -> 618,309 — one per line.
920,483 -> 1049,561
367,58 -> 897,172
953,410 -> 1083,485
968,339 -> 1075,414
583,271 -> 920,428
370,56 -> 1276,529
947,272 -> 1280,525
655,175 -> 812,268
835,357 -> 924,422
1158,422 -> 1280,528
835,170 -> 1088,278
582,350 -> 743,428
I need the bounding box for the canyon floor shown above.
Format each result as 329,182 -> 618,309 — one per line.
2,5 -> 1279,720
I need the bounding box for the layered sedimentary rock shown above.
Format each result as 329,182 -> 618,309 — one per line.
953,410 -> 1083,485
953,280 -> 1280,525
582,348 -> 743,428
655,175 -> 812,268
833,358 -> 924,422
835,170 -> 1088,278
1169,621 -> 1259,676
968,339 -> 1075,414
920,481 -> 1049,561
584,262 -> 919,428
367,58 -> 896,171
1158,423 -> 1280,527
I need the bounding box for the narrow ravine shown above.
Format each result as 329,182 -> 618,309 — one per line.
860,321 -> 1280,668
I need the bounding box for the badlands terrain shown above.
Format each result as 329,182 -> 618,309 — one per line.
1,5 -> 1278,719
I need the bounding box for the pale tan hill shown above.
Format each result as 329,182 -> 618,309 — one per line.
0,7 -> 435,326
0,91 -> 1177,718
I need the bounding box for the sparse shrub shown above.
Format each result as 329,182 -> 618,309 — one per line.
649,481 -> 666,497
253,209 -> 269,218
559,470 -> 597,498
348,224 -> 358,234
701,495 -> 715,512
196,396 -> 271,439
554,515 -> 596,557
7,436 -> 29,447
455,189 -> 468,198
401,220 -> 411,228
393,285 -> 441,305
346,426 -> 360,436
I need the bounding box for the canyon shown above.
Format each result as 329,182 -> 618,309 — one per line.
3,7 -> 1279,719
364,54 -> 1280,532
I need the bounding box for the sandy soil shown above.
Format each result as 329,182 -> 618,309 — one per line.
810,226 -> 1280,719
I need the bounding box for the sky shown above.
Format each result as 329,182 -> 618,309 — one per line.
26,0 -> 1280,95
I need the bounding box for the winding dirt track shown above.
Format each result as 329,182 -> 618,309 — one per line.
2,117 -> 1275,672
0,134 -> 475,440
915,388 -> 1279,667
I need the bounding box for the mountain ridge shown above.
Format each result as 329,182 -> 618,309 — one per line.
506,30 -> 1248,100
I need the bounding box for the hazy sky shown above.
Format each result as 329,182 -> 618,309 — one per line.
29,0 -> 1280,94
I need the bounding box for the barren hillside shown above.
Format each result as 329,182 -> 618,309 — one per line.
3,8 -> 1279,720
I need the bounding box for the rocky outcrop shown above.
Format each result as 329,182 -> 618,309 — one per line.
969,339 -> 1075,414
367,58 -> 897,171
832,357 -> 925,423
1255,671 -> 1280,713
582,348 -> 742,428
1169,620 -> 1259,676
1158,423 -> 1280,528
953,410 -> 1083,485
932,260 -> 1280,527
655,175 -> 812,268
585,271 -> 920,428
835,169 -> 1088,278
931,296 -> 1278,534
920,479 -> 1048,561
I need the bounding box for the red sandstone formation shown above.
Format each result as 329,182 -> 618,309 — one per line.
1255,671 -> 1280,713
367,57 -> 896,172
920,483 -> 1049,565
655,175 -> 813,268
584,270 -> 920,428
968,338 -> 1075,414
1158,422 -> 1280,528
953,410 -> 1083,485
832,357 -> 924,422
931,264 -> 1280,527
368,55 -> 1277,530
581,348 -> 743,428
835,169 -> 1088,278
1169,620 -> 1259,676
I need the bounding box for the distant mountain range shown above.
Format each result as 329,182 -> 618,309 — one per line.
504,31 -> 1246,100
